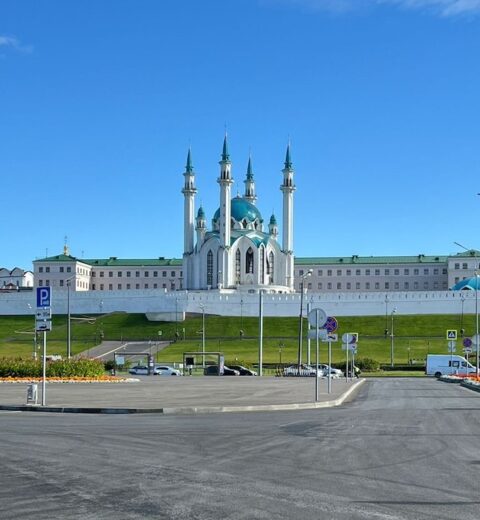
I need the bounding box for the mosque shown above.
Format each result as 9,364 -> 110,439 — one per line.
182,136 -> 295,293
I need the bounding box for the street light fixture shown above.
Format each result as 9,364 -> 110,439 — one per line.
297,269 -> 313,372
390,308 -> 397,367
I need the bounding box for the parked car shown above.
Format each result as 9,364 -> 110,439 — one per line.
154,365 -> 182,376
283,364 -> 324,377
318,364 -> 344,377
129,365 -> 157,375
229,365 -> 257,376
204,365 -> 240,376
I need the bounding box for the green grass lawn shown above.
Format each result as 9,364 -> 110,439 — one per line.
0,312 -> 476,368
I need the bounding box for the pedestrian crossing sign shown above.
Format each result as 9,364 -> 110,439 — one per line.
446,330 -> 457,340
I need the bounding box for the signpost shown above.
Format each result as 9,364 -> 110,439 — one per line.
36,287 -> 52,406
446,330 -> 457,340
342,333 -> 358,381
462,338 -> 472,364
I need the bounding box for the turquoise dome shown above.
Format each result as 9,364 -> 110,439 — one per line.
451,277 -> 480,291
212,197 -> 263,226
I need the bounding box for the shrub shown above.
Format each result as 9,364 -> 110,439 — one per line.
0,357 -> 105,378
354,357 -> 380,372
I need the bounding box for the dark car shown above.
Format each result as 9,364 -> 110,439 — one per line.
204,365 -> 240,376
229,365 -> 257,376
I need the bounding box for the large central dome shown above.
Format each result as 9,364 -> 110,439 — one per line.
212,196 -> 263,230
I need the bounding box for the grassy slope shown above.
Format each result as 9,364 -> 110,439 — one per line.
0,312 -> 476,365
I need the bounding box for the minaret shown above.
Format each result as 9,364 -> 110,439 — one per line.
181,148 -> 197,289
269,213 -> 278,238
281,144 -> 295,289
195,206 -> 206,248
217,135 -> 234,288
244,156 -> 257,204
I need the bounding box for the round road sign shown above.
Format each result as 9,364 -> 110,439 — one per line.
342,333 -> 357,344
308,308 -> 327,328
324,316 -> 338,333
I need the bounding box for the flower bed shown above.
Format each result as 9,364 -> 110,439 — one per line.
0,376 -> 139,383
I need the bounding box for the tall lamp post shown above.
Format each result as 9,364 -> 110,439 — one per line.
476,271 -> 479,378
27,303 -> 38,360
199,303 -> 206,368
67,279 -> 71,359
454,242 -> 479,377
297,269 -> 313,372
390,308 -> 397,367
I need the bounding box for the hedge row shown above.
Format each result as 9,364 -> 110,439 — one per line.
0,358 -> 105,378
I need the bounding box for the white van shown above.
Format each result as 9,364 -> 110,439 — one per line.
426,354 -> 478,378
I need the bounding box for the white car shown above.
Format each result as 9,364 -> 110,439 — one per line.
283,364 -> 324,377
318,364 -> 344,378
154,365 -> 182,376
129,365 -> 157,375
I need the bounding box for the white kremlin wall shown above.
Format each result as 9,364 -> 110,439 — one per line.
0,289 -> 475,320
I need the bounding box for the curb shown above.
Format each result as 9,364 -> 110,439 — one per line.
461,380 -> 480,393
0,379 -> 366,415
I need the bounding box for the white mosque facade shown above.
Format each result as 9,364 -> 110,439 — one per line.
182,136 -> 295,293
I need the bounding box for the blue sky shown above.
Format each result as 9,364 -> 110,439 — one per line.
1,0 -> 480,270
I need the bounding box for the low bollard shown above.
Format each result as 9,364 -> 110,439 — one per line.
26,384 -> 38,405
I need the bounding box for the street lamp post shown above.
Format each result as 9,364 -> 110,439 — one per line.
476,271 -> 479,378
297,269 -> 313,372
390,308 -> 397,367
259,289 -> 264,376
453,242 -> 479,377
199,303 -> 206,368
67,279 -> 71,359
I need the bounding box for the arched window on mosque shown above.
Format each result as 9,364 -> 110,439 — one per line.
246,248 -> 254,274
207,250 -> 213,287
235,249 -> 241,284
268,251 -> 274,283
259,246 -> 265,284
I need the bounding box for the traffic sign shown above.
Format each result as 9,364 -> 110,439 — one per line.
308,329 -> 328,340
307,308 -> 327,328
323,316 -> 338,333
464,346 -> 472,353
36,320 -> 52,332
463,337 -> 473,348
321,333 -> 338,342
342,332 -> 358,344
36,309 -> 51,320
36,286 -> 52,308
446,329 -> 457,340
342,344 -> 357,352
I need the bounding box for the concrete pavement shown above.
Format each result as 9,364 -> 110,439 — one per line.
0,376 -> 365,414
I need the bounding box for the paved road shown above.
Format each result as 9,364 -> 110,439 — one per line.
77,340 -> 170,361
1,378 -> 479,519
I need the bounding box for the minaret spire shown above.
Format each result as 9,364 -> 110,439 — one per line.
281,142 -> 295,290
217,134 -> 234,289
244,155 -> 257,204
182,147 -> 197,289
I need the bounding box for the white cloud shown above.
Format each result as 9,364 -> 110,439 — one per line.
0,35 -> 33,53
269,0 -> 480,16
380,0 -> 480,16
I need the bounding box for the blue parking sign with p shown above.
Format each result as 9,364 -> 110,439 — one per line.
37,287 -> 51,308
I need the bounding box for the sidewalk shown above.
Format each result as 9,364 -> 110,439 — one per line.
0,376 -> 365,415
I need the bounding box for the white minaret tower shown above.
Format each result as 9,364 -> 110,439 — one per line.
244,156 -> 257,204
182,148 -> 197,289
281,144 -> 295,289
195,205 -> 206,248
217,135 -> 233,288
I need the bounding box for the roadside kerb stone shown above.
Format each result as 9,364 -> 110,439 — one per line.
0,379 -> 365,414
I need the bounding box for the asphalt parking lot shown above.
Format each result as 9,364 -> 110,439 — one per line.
0,376 -> 361,413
